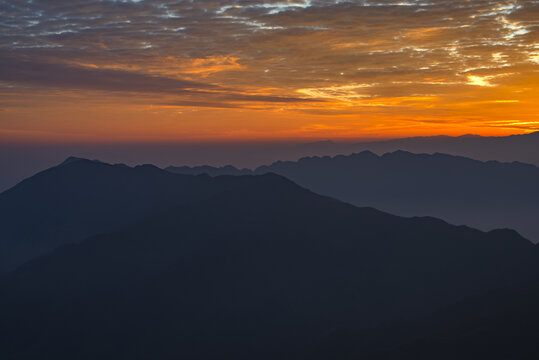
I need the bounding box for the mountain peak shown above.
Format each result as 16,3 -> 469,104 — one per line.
59,156 -> 88,166
134,164 -> 161,171
382,149 -> 415,158
58,156 -> 105,167
353,150 -> 378,157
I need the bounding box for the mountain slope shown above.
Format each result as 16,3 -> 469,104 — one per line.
0,157 -> 251,273
167,151 -> 539,242
0,172 -> 537,359
308,273 -> 539,360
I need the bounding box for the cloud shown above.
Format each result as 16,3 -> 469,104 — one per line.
0,53 -> 317,106
0,54 -> 218,94
0,0 -> 538,136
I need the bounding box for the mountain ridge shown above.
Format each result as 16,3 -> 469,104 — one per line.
166,149 -> 539,175
2,131 -> 537,193
0,157 -> 275,274
1,163 -> 537,359
167,150 -> 539,242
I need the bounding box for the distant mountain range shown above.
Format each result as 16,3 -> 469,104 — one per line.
1,131 -> 538,193
1,157 -> 538,359
167,150 -> 539,242
311,131 -> 539,167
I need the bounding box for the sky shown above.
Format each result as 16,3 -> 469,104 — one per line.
1,0 -> 538,143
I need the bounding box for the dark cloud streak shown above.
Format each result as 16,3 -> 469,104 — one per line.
0,54 -> 217,94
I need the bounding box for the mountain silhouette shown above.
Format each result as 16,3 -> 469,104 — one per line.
167,151 -> 539,242
377,278 -> 539,360
290,131 -> 539,167
343,131 -> 539,167
167,164 -> 252,176
2,131 -> 537,194
0,157 -> 259,273
1,167 -> 538,359
308,269 -> 539,360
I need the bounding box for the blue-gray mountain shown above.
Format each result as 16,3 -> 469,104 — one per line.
167,151 -> 539,242
1,131 -> 538,194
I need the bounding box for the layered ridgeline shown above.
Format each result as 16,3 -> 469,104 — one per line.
0,157 -> 539,359
0,157 -> 260,274
2,131 -> 538,195
167,151 -> 539,242
341,131 -> 539,167
265,131 -> 539,167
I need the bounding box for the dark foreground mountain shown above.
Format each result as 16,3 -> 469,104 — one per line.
167,151 -> 539,242
308,272 -> 539,360
1,164 -> 538,359
0,157 -> 258,274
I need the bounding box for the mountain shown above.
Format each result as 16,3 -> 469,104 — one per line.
2,131 -> 538,193
0,157 -> 256,274
308,272 -> 539,360
1,167 -> 538,359
344,131 -> 539,167
167,151 -> 539,242
166,164 -> 252,176
376,278 -> 539,360
298,131 -> 539,166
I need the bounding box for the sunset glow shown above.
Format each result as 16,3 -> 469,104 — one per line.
1,0 -> 538,143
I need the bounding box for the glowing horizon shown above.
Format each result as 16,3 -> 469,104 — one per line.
1,0 -> 538,143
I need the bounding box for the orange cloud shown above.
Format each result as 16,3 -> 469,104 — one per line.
181,56 -> 245,76
1,0 -> 538,142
